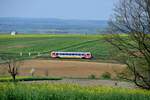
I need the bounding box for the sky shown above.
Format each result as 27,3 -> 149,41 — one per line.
0,0 -> 118,20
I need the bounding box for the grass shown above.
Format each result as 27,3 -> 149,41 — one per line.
0,34 -> 113,61
0,83 -> 149,100
0,34 -> 150,100
0,76 -> 62,82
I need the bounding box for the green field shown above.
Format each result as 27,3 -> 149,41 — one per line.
0,83 -> 149,100
0,34 -> 113,60
1,34 -> 150,100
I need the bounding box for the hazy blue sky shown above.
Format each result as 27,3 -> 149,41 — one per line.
0,0 -> 118,20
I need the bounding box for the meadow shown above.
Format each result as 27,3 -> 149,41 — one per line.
0,83 -> 150,100
0,34 -> 113,61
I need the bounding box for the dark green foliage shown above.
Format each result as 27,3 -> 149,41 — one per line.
0,77 -> 62,82
88,74 -> 96,79
101,72 -> 111,79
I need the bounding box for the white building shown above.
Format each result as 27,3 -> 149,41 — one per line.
11,31 -> 17,35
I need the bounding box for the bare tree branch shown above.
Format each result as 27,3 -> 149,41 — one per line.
106,0 -> 150,90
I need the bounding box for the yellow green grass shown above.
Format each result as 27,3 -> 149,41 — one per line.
0,34 -> 104,39
0,83 -> 149,100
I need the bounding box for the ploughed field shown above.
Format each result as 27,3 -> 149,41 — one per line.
0,60 -> 125,78
0,34 -> 114,60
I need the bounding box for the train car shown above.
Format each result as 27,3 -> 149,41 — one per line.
51,51 -> 92,59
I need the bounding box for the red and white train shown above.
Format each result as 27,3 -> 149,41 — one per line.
51,51 -> 92,59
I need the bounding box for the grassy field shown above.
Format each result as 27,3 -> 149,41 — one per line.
0,34 -> 113,60
0,83 -> 149,100
1,34 -> 150,100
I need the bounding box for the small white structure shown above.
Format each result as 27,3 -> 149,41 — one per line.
11,31 -> 17,35
30,68 -> 35,76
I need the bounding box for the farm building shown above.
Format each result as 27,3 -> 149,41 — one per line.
11,31 -> 17,35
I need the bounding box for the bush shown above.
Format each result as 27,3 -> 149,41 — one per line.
101,72 -> 111,79
88,74 -> 96,79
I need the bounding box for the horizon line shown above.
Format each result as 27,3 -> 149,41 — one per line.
0,16 -> 108,21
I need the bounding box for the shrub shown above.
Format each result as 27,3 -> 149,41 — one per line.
88,74 -> 96,79
101,72 -> 111,79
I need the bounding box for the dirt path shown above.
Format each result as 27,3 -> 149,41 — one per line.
18,60 -> 126,78
24,79 -> 136,89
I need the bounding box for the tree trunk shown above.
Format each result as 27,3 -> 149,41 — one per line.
12,74 -> 16,82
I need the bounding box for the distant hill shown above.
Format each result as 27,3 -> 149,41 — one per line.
0,17 -> 108,34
